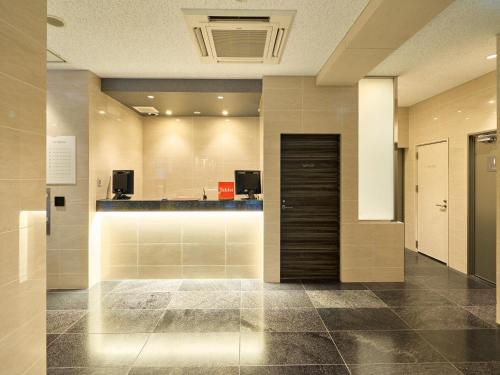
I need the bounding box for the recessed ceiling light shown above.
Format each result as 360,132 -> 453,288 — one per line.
47,15 -> 65,27
147,95 -> 155,99
465,117 -> 471,120
194,111 -> 201,115
166,110 -> 173,115
457,110 -> 462,113
222,110 -> 229,116
488,100 -> 495,104
486,53 -> 497,60
433,117 -> 438,121
217,95 -> 224,100
98,110 -> 106,115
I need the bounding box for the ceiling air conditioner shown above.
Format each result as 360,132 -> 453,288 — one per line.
182,9 -> 295,64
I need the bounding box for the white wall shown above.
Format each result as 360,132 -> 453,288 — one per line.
358,78 -> 395,221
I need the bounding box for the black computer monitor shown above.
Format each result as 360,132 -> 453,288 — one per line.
235,170 -> 261,200
112,170 -> 134,200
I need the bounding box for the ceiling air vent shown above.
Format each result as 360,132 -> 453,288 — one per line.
183,9 -> 295,64
132,106 -> 159,116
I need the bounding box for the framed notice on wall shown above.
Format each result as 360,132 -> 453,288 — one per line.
47,136 -> 76,185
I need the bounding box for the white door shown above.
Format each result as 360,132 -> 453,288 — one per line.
417,141 -> 449,263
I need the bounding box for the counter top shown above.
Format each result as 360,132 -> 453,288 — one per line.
96,199 -> 263,212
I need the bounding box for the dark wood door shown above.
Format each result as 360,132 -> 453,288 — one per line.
280,134 -> 340,281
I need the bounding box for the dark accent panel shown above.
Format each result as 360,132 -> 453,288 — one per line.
101,78 -> 262,93
96,199 -> 263,212
280,134 -> 340,281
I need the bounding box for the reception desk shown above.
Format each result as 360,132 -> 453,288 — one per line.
94,200 -> 263,280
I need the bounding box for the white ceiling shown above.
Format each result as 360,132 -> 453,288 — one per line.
47,0 -> 369,78
48,0 -> 500,106
370,0 -> 500,106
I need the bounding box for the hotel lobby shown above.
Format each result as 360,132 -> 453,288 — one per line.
0,0 -> 499,374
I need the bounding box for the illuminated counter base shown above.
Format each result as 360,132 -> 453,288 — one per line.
95,202 -> 263,279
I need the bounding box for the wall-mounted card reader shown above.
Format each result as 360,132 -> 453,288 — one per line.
54,196 -> 65,207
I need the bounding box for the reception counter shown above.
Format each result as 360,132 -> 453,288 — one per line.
94,200 -> 263,280
96,199 -> 263,212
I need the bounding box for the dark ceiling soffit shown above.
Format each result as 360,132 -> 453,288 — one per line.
101,78 -> 262,93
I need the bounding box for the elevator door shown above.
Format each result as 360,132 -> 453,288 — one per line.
280,134 -> 340,281
473,135 -> 496,283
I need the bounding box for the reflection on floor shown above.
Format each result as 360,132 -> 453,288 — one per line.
46,250 -> 499,374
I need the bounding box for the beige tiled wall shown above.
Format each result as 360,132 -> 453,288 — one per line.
89,73 -> 143,287
99,212 -> 263,279
142,116 -> 260,200
47,71 -> 91,289
47,71 -> 143,289
262,76 -> 404,282
405,71 -> 497,273
0,0 -> 47,373
496,36 -> 499,325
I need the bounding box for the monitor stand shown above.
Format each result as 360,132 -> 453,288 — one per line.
242,191 -> 257,200
113,191 -> 131,200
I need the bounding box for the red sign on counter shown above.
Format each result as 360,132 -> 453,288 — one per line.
218,181 -> 235,200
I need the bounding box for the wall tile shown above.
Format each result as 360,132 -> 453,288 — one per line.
138,243 -> 182,265
405,71 -> 496,274
262,76 -> 404,283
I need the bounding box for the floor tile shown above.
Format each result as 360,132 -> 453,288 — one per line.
405,265 -> 451,277
419,329 -> 500,362
435,289 -> 496,306
240,365 -> 350,374
348,363 -> 462,375
47,368 -> 130,375
135,332 -> 240,367
306,290 -> 386,308
363,281 -> 424,290
129,368 -> 239,375
302,282 -> 367,291
417,274 -> 494,290
241,280 -> 304,291
453,362 -> 500,375
179,279 -> 241,291
47,333 -> 148,367
67,309 -> 163,333
167,291 -> 241,309
332,330 -> 445,364
464,305 -> 497,327
89,280 -> 121,294
240,308 -> 326,332
155,309 -> 240,332
242,291 -> 314,309
393,305 -> 492,329
372,289 -> 453,307
103,292 -> 172,309
240,332 -> 343,365
47,334 -> 60,346
47,292 -> 91,310
112,280 -> 182,293
318,308 -> 409,331
47,310 -> 87,333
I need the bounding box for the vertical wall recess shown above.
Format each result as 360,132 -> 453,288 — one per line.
358,78 -> 395,220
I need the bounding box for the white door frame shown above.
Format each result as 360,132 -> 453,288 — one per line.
416,139 -> 449,264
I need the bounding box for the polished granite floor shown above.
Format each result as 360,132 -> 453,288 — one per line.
46,250 -> 499,374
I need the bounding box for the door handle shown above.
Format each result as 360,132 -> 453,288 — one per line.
282,205 -> 293,210
436,200 -> 447,209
